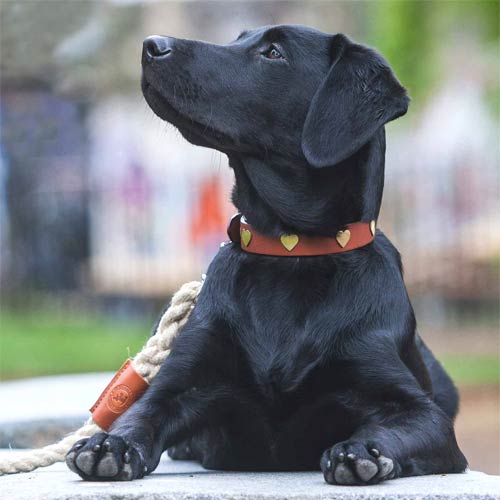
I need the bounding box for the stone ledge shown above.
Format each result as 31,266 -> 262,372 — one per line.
1,451 -> 499,500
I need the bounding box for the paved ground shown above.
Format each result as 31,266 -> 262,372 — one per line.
1,451 -> 500,500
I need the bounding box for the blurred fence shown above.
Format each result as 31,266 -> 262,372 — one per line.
1,0 -> 498,328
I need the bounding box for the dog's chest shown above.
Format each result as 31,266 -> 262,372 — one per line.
232,269 -> 331,399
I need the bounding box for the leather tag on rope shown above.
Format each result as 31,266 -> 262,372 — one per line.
90,359 -> 149,431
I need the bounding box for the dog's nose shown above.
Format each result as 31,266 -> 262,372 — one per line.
143,35 -> 173,60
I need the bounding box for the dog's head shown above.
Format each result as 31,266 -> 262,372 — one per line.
142,25 -> 408,167
142,25 -> 409,233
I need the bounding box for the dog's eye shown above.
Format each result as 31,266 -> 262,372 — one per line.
262,44 -> 283,60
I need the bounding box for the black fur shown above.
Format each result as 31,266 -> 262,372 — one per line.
66,25 -> 467,484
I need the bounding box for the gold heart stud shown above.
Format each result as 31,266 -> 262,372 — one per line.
241,228 -> 252,247
336,229 -> 351,248
280,234 -> 299,252
370,220 -> 376,236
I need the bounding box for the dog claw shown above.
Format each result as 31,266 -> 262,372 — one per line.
326,459 -> 332,469
337,452 -> 345,462
92,444 -> 101,452
103,440 -> 111,451
370,448 -> 380,457
124,451 -> 131,464
347,453 -> 356,461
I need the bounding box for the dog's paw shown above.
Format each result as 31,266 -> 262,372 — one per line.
167,440 -> 194,461
321,440 -> 398,485
66,432 -> 147,481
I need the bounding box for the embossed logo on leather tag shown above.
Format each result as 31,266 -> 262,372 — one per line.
107,384 -> 133,413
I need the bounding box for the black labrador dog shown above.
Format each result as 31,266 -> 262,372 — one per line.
66,25 -> 467,485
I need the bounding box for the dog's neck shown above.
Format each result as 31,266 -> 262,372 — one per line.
229,130 -> 386,238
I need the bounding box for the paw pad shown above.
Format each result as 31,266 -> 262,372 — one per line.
65,432 -> 145,481
322,440 -> 396,485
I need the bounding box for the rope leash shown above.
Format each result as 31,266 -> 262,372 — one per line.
0,280 -> 202,476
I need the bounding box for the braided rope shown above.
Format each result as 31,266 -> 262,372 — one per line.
134,281 -> 201,381
0,280 -> 202,476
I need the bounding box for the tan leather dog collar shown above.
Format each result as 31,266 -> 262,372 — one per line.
227,213 -> 376,257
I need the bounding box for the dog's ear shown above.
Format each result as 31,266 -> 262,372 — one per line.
302,34 -> 409,168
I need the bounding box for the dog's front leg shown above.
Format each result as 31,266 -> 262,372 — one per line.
321,339 -> 467,485
66,313 -> 233,481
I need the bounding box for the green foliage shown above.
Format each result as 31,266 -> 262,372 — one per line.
367,0 -> 436,101
439,0 -> 500,44
0,310 -> 149,380
366,0 -> 500,103
439,354 -> 500,386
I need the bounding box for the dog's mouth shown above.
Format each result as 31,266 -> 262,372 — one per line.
142,77 -> 233,150
141,79 -> 177,122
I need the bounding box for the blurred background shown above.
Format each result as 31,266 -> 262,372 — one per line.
0,0 -> 498,474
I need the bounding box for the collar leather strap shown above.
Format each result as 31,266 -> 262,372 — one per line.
227,213 -> 376,257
